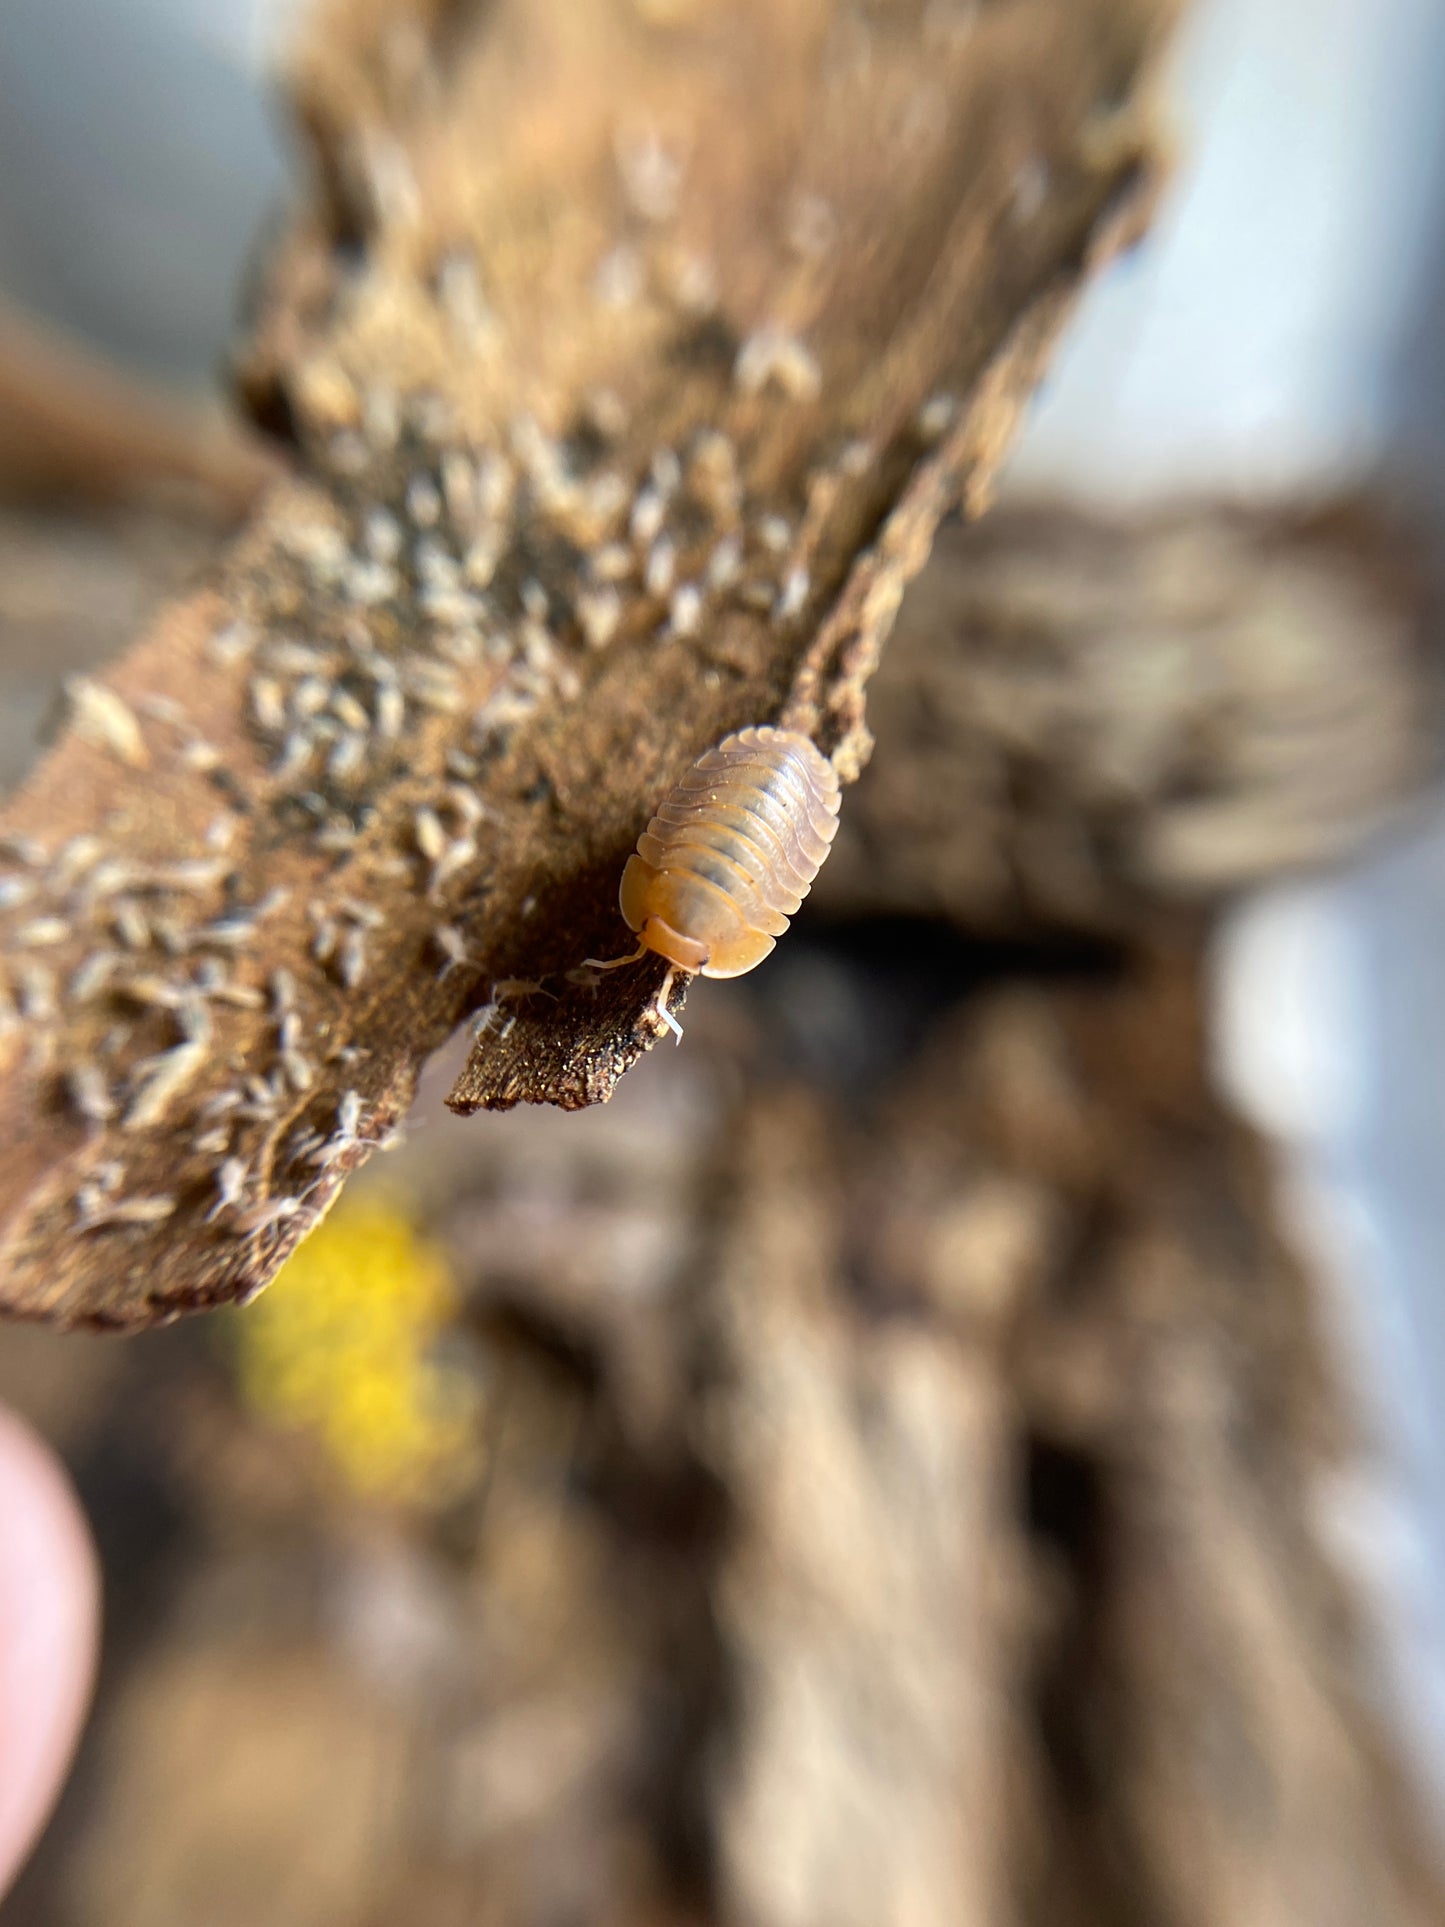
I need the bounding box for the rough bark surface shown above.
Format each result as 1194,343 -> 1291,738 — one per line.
694,958 -> 1445,1927
818,501 -> 1438,937
0,0 -> 1178,1329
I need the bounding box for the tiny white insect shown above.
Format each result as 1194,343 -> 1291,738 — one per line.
206,1157 -> 250,1222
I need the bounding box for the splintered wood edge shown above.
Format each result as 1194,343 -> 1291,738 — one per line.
0,0 -> 1176,1327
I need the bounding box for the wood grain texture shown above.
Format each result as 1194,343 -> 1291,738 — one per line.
817,502 -> 1438,938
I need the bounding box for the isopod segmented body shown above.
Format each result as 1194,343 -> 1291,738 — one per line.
621,726 -> 841,978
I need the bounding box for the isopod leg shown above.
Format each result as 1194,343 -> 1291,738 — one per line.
579,943 -> 648,971
650,965 -> 685,1045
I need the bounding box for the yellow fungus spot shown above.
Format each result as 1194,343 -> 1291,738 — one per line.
233,1192 -> 479,1506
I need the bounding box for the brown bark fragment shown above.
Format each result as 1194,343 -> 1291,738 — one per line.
819,502 -> 1438,939
705,1094 -> 1012,1927
0,0 -> 1179,1326
696,957 -> 1445,1927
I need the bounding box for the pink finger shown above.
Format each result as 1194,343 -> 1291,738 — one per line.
0,1407 -> 99,1892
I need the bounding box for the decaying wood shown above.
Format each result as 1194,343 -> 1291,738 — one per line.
694,957 -> 1445,1927
40,947 -> 1442,1925
0,0 -> 1180,1327
817,501 -> 1439,939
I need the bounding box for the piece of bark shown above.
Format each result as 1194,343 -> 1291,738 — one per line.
703,1091 -> 1015,1927
699,955 -> 1445,1927
0,0 -> 1179,1327
816,501 -> 1439,940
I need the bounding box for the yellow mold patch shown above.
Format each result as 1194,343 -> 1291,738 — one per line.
234,1192 -> 479,1505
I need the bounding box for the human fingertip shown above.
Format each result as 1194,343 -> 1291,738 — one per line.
0,1405 -> 99,1894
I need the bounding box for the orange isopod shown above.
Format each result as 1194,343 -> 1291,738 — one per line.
588,725 -> 842,1036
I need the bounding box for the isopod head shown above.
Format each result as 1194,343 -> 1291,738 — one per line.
620,853 -> 770,975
